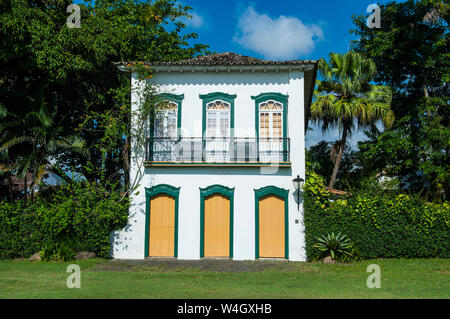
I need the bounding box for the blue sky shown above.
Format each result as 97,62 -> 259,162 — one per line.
181,0 -> 373,61
179,0 -> 401,149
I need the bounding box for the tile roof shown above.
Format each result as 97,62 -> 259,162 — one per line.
116,52 -> 317,67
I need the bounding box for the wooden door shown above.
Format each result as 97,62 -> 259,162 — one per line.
149,193 -> 175,257
204,194 -> 230,257
259,194 -> 285,258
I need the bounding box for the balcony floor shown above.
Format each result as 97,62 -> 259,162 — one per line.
143,161 -> 292,167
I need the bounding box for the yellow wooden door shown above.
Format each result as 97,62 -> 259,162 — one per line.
149,193 -> 175,257
259,194 -> 285,258
204,194 -> 230,257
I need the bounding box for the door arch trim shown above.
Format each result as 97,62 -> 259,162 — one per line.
199,185 -> 235,258
254,185 -> 289,259
145,184 -> 180,258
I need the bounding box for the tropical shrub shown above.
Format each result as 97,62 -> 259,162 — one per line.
304,171 -> 450,260
0,181 -> 129,259
314,232 -> 352,261
40,241 -> 75,262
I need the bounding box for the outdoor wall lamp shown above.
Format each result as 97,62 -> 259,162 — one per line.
292,175 -> 305,211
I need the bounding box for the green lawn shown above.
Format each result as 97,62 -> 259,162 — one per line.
0,258 -> 448,298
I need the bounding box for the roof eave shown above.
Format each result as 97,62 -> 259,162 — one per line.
116,63 -> 316,73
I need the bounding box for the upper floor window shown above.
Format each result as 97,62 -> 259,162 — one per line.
206,100 -> 231,138
200,92 -> 237,139
252,93 -> 289,162
259,100 -> 283,140
151,93 -> 184,139
154,100 -> 178,138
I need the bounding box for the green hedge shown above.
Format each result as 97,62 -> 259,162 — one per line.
0,182 -> 129,259
304,171 -> 450,260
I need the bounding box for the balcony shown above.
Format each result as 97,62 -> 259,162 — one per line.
144,137 -> 291,167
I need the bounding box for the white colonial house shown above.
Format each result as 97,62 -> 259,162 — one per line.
112,52 -> 317,261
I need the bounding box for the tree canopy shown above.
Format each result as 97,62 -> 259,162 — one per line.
0,0 -> 209,199
350,0 -> 449,201
311,51 -> 394,189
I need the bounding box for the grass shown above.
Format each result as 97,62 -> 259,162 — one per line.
0,258 -> 449,298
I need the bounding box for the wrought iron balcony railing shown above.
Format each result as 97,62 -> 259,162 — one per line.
145,137 -> 290,164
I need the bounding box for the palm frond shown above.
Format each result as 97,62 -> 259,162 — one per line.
0,102 -> 6,119
0,136 -> 33,151
55,136 -> 90,158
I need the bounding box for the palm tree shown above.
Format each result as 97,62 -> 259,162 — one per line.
0,92 -> 89,201
311,51 -> 395,189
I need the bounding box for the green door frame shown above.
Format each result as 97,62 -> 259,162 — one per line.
199,184 -> 235,258
254,185 -> 289,259
145,184 -> 180,258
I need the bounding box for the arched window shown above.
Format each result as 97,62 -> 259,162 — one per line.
200,92 -> 236,162
150,93 -> 183,162
258,100 -> 283,140
251,93 -> 288,162
154,100 -> 178,138
206,100 -> 231,138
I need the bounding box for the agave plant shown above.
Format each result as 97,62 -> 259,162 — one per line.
314,232 -> 352,261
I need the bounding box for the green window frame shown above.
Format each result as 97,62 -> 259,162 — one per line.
254,185 -> 289,259
145,184 -> 180,258
150,93 -> 184,139
200,92 -> 237,139
199,184 -> 235,258
251,93 -> 289,162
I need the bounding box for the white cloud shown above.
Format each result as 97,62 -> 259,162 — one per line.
183,12 -> 205,29
234,6 -> 323,59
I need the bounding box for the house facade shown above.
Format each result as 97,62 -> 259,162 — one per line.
112,53 -> 317,261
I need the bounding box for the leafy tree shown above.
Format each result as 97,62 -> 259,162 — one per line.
0,82 -> 89,201
311,51 -> 394,189
352,0 -> 449,201
358,98 -> 449,201
306,140 -> 358,189
0,0 -> 209,197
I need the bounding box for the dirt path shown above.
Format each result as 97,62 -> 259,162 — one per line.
91,258 -> 305,273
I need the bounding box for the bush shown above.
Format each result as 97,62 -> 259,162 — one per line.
40,240 -> 75,262
304,171 -> 450,261
0,181 -> 129,260
314,232 -> 353,261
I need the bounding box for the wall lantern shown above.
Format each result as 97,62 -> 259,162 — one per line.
292,175 -> 305,211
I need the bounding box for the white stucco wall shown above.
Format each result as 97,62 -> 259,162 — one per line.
111,69 -> 306,261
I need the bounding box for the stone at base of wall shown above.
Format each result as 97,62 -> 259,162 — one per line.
28,252 -> 41,261
75,251 -> 96,260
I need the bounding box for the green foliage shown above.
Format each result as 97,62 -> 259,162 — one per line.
303,163 -> 330,209
339,244 -> 362,263
306,141 -> 360,189
304,169 -> 450,260
358,97 -> 449,201
311,51 -> 394,188
0,0 -> 210,194
351,0 -> 449,105
0,181 -> 129,259
351,0 -> 449,202
313,232 -> 352,261
40,241 -> 75,262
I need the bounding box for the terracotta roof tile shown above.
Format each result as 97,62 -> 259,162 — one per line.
116,52 -> 317,67
325,187 -> 350,195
